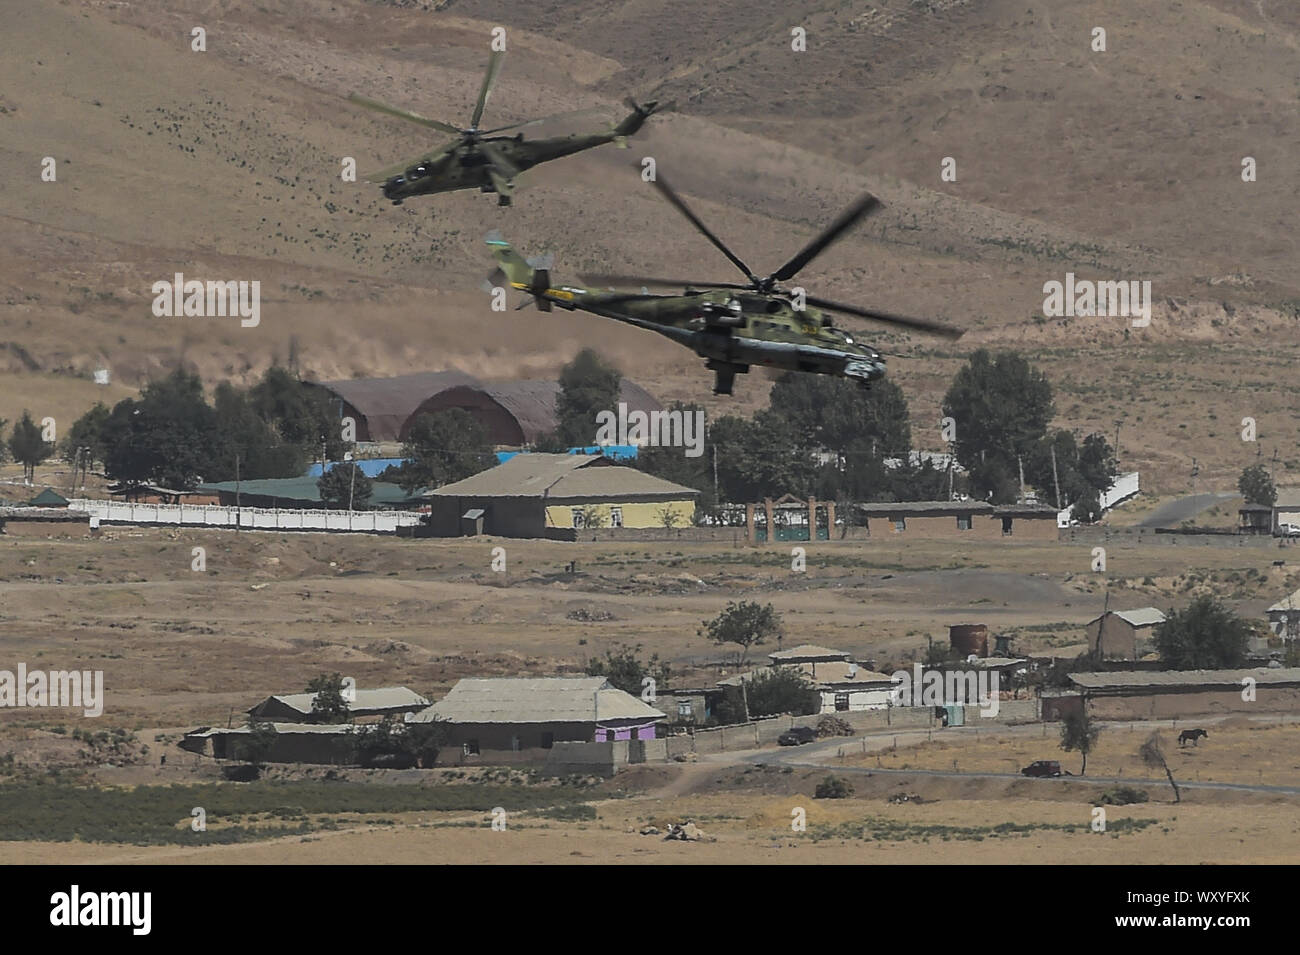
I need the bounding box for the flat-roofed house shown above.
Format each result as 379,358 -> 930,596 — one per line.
1085,607 -> 1167,661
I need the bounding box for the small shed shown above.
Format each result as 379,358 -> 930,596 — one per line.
25,488 -> 69,508
461,508 -> 486,536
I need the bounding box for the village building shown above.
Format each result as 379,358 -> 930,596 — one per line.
198,476 -> 421,509
1265,588 -> 1300,641
718,644 -> 899,714
307,370 -> 661,447
248,686 -> 430,723
1043,667 -> 1300,720
1238,502 -> 1273,534
1274,488 -> 1300,533
408,677 -> 666,763
422,453 -> 698,537
850,500 -> 1060,541
1084,607 -> 1167,661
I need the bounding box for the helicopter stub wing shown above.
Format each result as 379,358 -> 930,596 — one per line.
362,145 -> 454,184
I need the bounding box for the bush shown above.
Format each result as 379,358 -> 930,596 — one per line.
814,775 -> 854,799
1099,786 -> 1149,806
816,715 -> 854,737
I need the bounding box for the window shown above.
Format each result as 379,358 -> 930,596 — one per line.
677,700 -> 693,718
834,693 -> 850,712
957,514 -> 972,531
572,507 -> 585,528
1002,516 -> 1014,536
609,506 -> 623,528
893,518 -> 906,532
463,739 -> 480,756
540,732 -> 554,749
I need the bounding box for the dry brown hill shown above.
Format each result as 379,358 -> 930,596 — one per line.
1,0 -> 1297,491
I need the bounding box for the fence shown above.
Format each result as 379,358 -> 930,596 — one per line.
68,499 -> 424,534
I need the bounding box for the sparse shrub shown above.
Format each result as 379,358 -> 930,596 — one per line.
814,775 -> 854,799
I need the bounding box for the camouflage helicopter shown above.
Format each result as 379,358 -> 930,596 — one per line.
349,50 -> 660,207
485,175 -> 963,395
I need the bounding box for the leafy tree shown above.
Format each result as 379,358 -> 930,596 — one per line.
61,402 -> 111,473
1077,432 -> 1118,492
767,373 -> 911,461
1154,595 -> 1250,669
634,401 -> 712,500
584,643 -> 671,697
208,382 -> 305,481
317,462 -> 373,509
1071,485 -> 1102,524
709,411 -> 816,503
1139,733 -> 1180,803
101,369 -> 218,489
349,715 -> 450,768
1238,463 -> 1276,507
743,666 -> 820,718
1059,707 -> 1100,775
306,672 -> 352,723
8,410 -> 52,484
699,601 -> 784,664
529,429 -> 570,453
390,409 -> 495,493
0,417 -> 7,464
239,721 -> 278,768
556,349 -> 622,447
248,366 -> 345,463
942,350 -> 1054,503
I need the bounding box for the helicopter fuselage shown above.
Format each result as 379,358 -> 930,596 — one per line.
526,284 -> 887,394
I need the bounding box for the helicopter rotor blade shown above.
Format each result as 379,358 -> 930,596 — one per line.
477,140 -> 521,179
648,175 -> 759,285
580,273 -> 752,291
478,106 -> 610,135
769,193 -> 884,283
470,50 -> 506,130
347,93 -> 462,134
805,295 -> 964,339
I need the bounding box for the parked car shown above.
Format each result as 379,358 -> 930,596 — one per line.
778,726 -> 817,746
1277,523 -> 1300,537
1020,759 -> 1064,778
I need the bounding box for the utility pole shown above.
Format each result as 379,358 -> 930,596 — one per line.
1114,419 -> 1122,462
712,445 -> 719,503
1017,454 -> 1026,503
1191,457 -> 1199,498
1050,445 -> 1062,510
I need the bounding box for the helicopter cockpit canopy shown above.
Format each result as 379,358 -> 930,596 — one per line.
698,297 -> 744,326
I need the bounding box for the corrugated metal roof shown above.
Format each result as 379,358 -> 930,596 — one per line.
410,677 -> 665,724
768,644 -> 851,661
1112,608 -> 1167,627
1274,488 -> 1300,509
200,477 -> 416,506
1267,589 -> 1300,613
310,371 -> 482,441
1069,668 -> 1300,690
425,453 -> 698,500
857,501 -> 995,515
254,686 -> 430,716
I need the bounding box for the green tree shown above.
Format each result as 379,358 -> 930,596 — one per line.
238,721 -> 278,768
8,410 -> 52,484
1238,463 -> 1276,507
1077,432 -> 1118,492
391,409 -> 496,493
317,462 -> 373,509
767,373 -> 911,461
709,411 -> 816,503
101,368 -> 218,489
306,672 -> 352,724
208,382 -> 306,481
61,402 -> 111,474
1071,485 -> 1102,524
699,601 -> 784,664
1059,707 -> 1100,775
584,644 -> 671,697
248,366 -> 345,464
556,349 -> 622,447
743,667 -> 820,718
1154,595 -> 1250,669
942,350 -> 1054,503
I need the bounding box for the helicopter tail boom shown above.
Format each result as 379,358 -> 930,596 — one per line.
485,232 -> 554,311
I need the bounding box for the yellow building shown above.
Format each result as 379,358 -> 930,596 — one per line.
424,453 -> 698,538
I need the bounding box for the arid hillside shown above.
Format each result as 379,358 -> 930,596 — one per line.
1,0 -> 1297,490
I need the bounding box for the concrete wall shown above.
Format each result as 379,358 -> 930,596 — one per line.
68,499 -> 422,534
1085,685 -> 1300,720
544,499 -> 695,530
859,513 -> 1057,542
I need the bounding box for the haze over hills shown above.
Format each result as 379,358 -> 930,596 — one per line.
1,0 -> 1297,492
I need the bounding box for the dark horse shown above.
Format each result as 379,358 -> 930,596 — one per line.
1179,728 -> 1208,746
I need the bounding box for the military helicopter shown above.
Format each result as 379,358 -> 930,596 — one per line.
349,50 -> 661,207
484,175 -> 963,395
